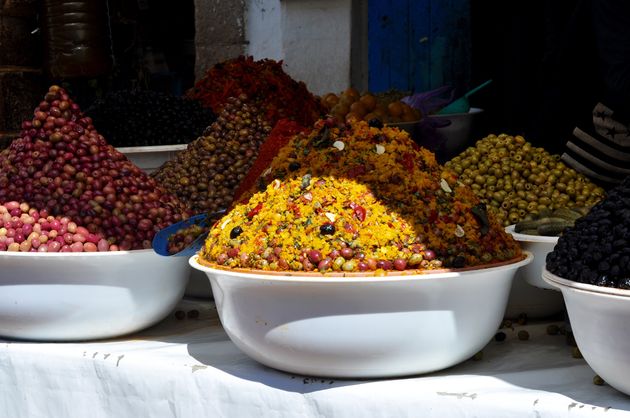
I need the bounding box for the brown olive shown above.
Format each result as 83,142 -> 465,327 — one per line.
152,95 -> 272,213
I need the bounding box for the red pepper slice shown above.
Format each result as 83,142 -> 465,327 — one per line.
348,202 -> 366,222
247,202 -> 263,219
288,203 -> 301,217
354,205 -> 366,222
346,165 -> 366,179
401,153 -> 415,172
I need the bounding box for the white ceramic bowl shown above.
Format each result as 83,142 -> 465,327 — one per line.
504,225 -> 564,318
543,269 -> 630,396
190,252 -> 532,378
117,144 -> 187,174
505,225 -> 559,290
429,107 -> 483,157
386,120 -> 421,135
0,250 -> 190,341
185,268 -> 214,299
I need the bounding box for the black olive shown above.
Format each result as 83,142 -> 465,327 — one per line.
288,162 -> 301,171
320,223 -> 335,235
471,203 -> 490,235
598,260 -> 610,272
618,277 -> 630,289
452,255 -> 466,268
85,90 -> 215,147
230,226 -> 243,239
368,118 -> 383,128
494,332 -> 506,342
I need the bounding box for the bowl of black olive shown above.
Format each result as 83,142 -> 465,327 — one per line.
543,177 -> 630,396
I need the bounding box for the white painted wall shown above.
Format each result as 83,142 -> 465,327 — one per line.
245,0 -> 352,96
245,0 -> 283,60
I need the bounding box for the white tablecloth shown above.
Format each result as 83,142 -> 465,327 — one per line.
1,298 -> 630,418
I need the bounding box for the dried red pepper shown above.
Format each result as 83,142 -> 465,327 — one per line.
247,203 -> 263,219
187,55 -> 325,127
346,165 -> 366,179
401,153 -> 415,172
232,119 -> 306,204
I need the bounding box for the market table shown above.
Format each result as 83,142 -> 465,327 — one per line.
1,298 -> 629,418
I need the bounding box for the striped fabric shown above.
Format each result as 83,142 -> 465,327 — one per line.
562,102 -> 630,188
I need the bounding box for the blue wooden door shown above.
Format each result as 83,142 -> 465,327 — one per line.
368,0 -> 471,95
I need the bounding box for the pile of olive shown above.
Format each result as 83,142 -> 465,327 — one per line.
514,207 -> 589,236
547,175 -> 630,288
445,134 -> 606,226
151,95 -> 272,214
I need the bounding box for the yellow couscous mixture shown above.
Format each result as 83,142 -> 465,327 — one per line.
200,118 -> 521,273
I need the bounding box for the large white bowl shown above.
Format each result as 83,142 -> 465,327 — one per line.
504,225 -> 564,318
190,252 -> 532,378
543,269 -> 630,396
0,249 -> 190,341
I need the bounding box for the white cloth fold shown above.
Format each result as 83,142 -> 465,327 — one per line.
1,299 -> 629,418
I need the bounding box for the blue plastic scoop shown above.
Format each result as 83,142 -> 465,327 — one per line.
437,79 -> 492,115
152,209 -> 226,257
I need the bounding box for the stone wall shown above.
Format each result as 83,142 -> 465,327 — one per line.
194,0 -> 247,80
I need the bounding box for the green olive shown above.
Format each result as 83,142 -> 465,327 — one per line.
525,193 -> 537,202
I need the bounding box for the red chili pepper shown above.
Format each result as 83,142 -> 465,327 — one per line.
401,153 -> 415,172
346,165 -> 366,179
186,55 -> 325,126
440,215 -> 452,223
247,202 -> 263,218
288,203 -> 301,217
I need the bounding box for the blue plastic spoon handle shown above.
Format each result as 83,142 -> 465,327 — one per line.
152,209 -> 227,257
464,79 -> 493,98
